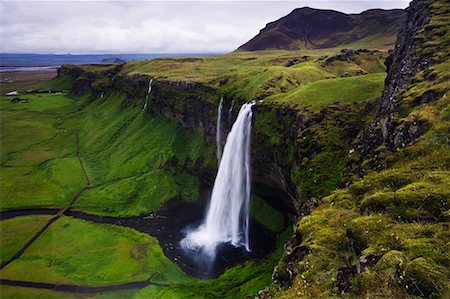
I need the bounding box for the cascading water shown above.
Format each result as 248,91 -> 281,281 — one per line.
228,99 -> 234,114
216,97 -> 224,162
142,78 -> 153,111
181,102 -> 255,259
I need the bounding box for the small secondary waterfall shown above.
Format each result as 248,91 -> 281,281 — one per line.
216,97 -> 224,162
142,78 -> 153,111
229,99 -> 234,114
181,102 -> 255,258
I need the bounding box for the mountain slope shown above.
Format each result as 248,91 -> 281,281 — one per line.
238,7 -> 406,51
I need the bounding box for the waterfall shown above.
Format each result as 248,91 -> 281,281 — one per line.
216,97 -> 224,162
229,99 -> 234,114
142,78 -> 153,111
181,102 -> 255,258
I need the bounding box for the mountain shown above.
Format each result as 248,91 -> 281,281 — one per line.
238,7 -> 406,51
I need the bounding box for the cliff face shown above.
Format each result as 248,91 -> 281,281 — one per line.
59,65 -> 297,211
347,0 -> 434,178
59,62 -> 372,214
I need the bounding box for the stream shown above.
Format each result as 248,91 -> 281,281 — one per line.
0,202 -> 277,279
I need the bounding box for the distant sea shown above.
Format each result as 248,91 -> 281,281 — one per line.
0,53 -> 216,72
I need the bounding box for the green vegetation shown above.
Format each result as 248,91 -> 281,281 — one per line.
0,215 -> 291,298
64,92 -> 213,216
0,93 -> 75,112
341,33 -> 398,49
269,73 -> 386,108
123,49 -> 387,106
0,216 -> 52,264
0,158 -> 85,211
0,93 -> 87,211
0,216 -> 188,285
0,286 -> 77,299
0,87 -> 214,214
250,195 -> 286,233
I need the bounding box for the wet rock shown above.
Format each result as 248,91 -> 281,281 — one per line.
59,64 -> 121,97
10,97 -> 30,103
73,78 -> 92,95
356,254 -> 381,273
412,89 -> 444,106
333,254 -> 381,292
285,56 -> 310,67
334,266 -> 357,293
272,232 -> 309,287
150,79 -> 218,139
299,198 -> 319,217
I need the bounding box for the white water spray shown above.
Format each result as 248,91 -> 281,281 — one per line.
142,78 -> 153,111
181,102 -> 255,258
216,97 -> 224,162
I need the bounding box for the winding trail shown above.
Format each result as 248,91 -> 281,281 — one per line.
0,132 -> 91,270
0,272 -> 168,293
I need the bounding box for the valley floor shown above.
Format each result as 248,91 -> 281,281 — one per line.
0,74 -> 290,298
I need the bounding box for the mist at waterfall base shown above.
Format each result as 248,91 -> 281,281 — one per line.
177,101 -> 272,275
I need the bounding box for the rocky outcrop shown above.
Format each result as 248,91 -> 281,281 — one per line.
150,80 -> 219,138
322,49 -> 382,66
252,104 -> 310,211
58,64 -> 121,97
348,0 -> 433,177
271,232 -> 309,287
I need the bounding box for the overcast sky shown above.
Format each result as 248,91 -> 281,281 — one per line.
0,1 -> 410,54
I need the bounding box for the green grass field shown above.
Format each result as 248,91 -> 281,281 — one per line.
123,49 -> 387,105
0,88 -> 214,213
269,73 -> 386,108
0,214 -> 291,298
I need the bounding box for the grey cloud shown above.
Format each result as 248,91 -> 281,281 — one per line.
0,1 -> 410,54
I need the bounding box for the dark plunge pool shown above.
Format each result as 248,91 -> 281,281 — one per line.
0,203 -> 278,279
